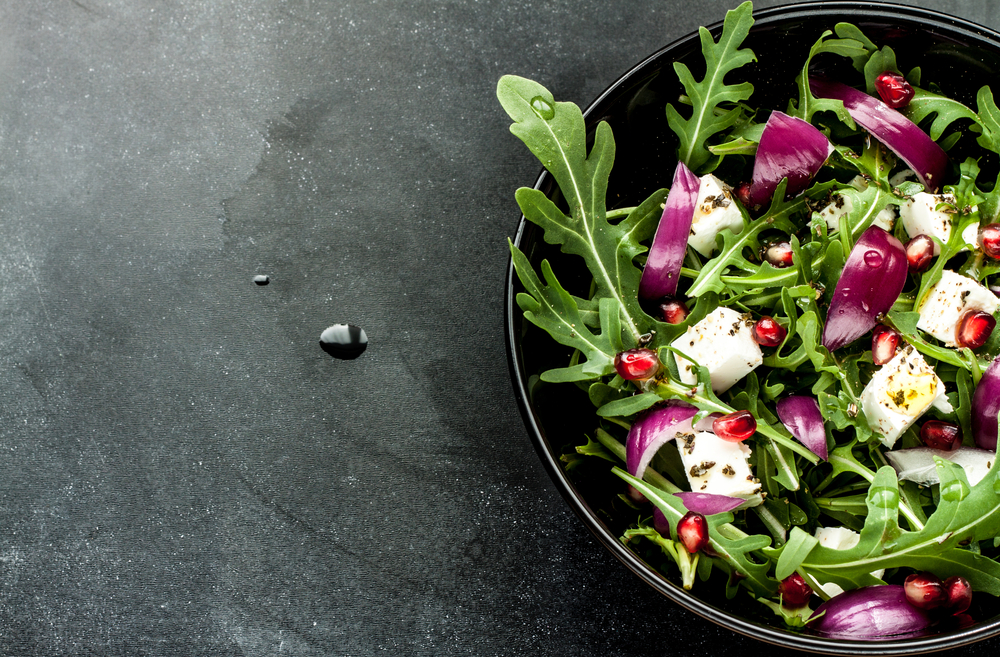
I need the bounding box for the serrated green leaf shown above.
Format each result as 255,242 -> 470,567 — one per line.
789,31 -> 866,126
499,76 -> 668,344
774,526 -> 819,580
901,87 -> 981,141
510,243 -> 618,379
666,1 -> 756,171
615,467 -> 776,597
801,457 -> 1000,594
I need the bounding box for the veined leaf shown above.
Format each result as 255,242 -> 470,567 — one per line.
788,31 -> 867,126
666,1 -> 756,172
902,86 -> 981,141
498,76 -> 667,343
510,243 -> 620,379
800,456 -> 1000,595
614,467 -> 776,597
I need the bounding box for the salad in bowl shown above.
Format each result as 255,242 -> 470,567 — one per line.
503,1 -> 1000,648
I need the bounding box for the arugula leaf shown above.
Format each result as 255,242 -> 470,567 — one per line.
788,31 -> 867,126
975,86 -> 1000,154
498,76 -> 663,343
510,244 -> 619,379
615,467 -> 776,597
800,458 -> 1000,595
665,1 -> 756,172
902,87 -> 981,141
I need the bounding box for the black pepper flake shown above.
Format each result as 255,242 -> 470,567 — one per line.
690,461 -> 716,477
721,465 -> 735,476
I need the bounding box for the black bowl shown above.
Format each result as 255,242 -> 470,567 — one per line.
506,2 -> 1000,653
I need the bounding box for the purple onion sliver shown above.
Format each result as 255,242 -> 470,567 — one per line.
972,355 -> 1000,451
626,401 -> 698,480
653,507 -> 671,536
822,226 -> 907,351
639,162 -> 700,299
776,396 -> 828,461
674,492 -> 745,515
809,77 -> 948,192
747,110 -> 833,207
807,585 -> 933,640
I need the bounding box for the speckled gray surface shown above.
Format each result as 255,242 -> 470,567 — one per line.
0,0 -> 999,655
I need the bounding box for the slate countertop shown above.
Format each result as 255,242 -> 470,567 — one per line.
1,1 -> 999,655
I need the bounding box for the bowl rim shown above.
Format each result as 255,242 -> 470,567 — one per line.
505,1 -> 1000,653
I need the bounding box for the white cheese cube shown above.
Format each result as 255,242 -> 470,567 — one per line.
676,431 -> 759,498
861,345 -> 952,448
671,307 -> 763,393
899,192 -> 957,255
916,270 -> 1000,346
813,527 -> 884,597
688,174 -> 744,256
818,194 -> 894,233
815,526 -> 861,550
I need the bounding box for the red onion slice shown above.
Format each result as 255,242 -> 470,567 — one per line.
808,585 -> 933,640
639,162 -> 700,299
809,78 -> 948,192
972,356 -> 1000,450
674,492 -> 744,515
822,226 -> 907,351
626,401 -> 698,480
776,396 -> 828,461
748,110 -> 833,207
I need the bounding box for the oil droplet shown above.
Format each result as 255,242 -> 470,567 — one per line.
869,485 -> 898,509
941,478 -> 970,502
529,96 -> 555,120
320,324 -> 368,360
864,250 -> 883,267
253,275 -> 270,286
861,301 -> 870,313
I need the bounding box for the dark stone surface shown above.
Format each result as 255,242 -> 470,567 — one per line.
0,0 -> 998,654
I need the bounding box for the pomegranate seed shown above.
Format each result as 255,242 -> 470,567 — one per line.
875,71 -> 915,109
871,325 -> 901,365
778,573 -> 813,608
904,234 -> 935,272
904,572 -> 947,610
920,420 -> 961,450
712,410 -> 757,442
942,576 -> 972,615
956,310 -> 996,349
659,299 -> 689,324
676,511 -> 709,554
735,181 -> 752,207
764,241 -> 794,268
752,316 -> 787,347
982,223 -> 1000,260
613,348 -> 660,380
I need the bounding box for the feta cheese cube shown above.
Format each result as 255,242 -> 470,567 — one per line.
861,345 -> 951,448
899,192 -> 957,254
815,526 -> 861,550
671,307 -> 763,393
916,270 -> 1000,346
817,194 -> 894,233
813,527 -> 884,597
688,174 -> 744,256
676,431 -> 759,498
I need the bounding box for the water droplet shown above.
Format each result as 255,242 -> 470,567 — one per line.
941,478 -> 970,502
864,250 -> 883,267
253,275 -> 270,286
869,485 -> 898,509
529,96 -> 555,120
320,324 -> 368,360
